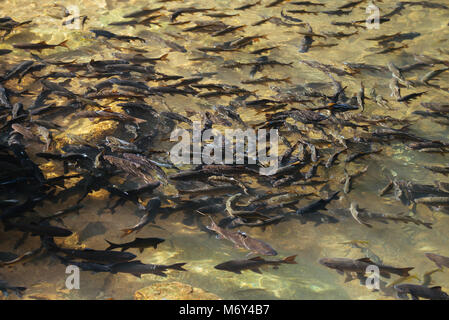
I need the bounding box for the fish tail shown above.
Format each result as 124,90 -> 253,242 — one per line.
120,228 -> 134,238
398,267 -> 414,277
58,40 -> 69,49
159,53 -> 169,61
282,255 -> 298,264
167,262 -> 187,271
14,287 -> 27,297
105,240 -> 119,251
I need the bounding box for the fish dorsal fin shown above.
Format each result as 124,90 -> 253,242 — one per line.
430,286 -> 442,291
357,257 -> 373,264
38,41 -> 47,45
249,256 -> 264,261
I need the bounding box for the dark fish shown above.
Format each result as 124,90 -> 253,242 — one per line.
425,253 -> 449,269
294,191 -> 339,215
57,247 -> 136,264
321,9 -> 352,16
121,198 -> 161,237
110,260 -> 187,277
105,237 -> 165,253
394,284 -> 449,300
290,1 -> 325,6
0,280 -> 26,298
56,255 -> 112,273
266,0 -> 288,7
170,7 -> 214,22
397,91 -> 427,102
90,29 -> 145,42
75,110 -> 146,124
320,257 -> 414,279
206,218 -> 277,256
4,222 -> 72,237
215,255 -> 297,274
123,7 -> 165,18
338,0 -> 363,9
0,49 -> 12,56
13,40 -> 69,51
234,0 -> 261,10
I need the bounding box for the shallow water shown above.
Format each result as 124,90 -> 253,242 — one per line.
0,0 -> 449,300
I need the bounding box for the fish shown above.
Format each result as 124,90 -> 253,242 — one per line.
74,110 -> 146,124
394,284 -> 449,300
321,9 -> 352,16
123,7 -> 165,18
90,29 -> 145,42
13,40 -> 69,51
4,222 -> 72,237
56,256 -> 112,274
419,67 -> 449,84
397,92 -> 427,103
320,257 -> 414,279
234,1 -> 261,10
110,260 -> 187,277
348,207 -> 433,229
293,191 -> 340,215
170,7 -> 214,22
425,253 -> 449,269
57,248 -> 137,264
215,255 -> 297,274
121,197 -> 161,237
414,196 -> 449,205
325,148 -> 347,168
105,237 -> 165,253
338,0 -> 363,9
0,49 -> 12,56
206,218 -> 277,256
0,279 -> 26,298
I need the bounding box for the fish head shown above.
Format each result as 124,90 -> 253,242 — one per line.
318,257 -> 336,268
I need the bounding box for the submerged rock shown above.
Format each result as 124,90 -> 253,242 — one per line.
134,282 -> 221,300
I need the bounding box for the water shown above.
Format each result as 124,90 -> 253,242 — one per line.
0,0 -> 449,300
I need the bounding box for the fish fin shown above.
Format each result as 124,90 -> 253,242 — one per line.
282,255 -> 298,264
398,267 -> 414,277
120,228 -> 134,238
357,257 -> 374,264
159,53 -> 169,61
395,292 -> 409,300
430,286 -> 442,291
380,271 -> 391,279
58,40 -> 69,48
251,268 -> 262,274
132,273 -> 141,278
168,262 -> 187,271
153,270 -> 167,277
344,273 -> 354,283
105,240 -> 117,251
139,248 -> 144,253
410,294 -> 419,300
249,257 -> 264,261
336,269 -> 344,275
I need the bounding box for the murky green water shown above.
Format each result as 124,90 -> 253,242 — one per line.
1,0 -> 449,300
